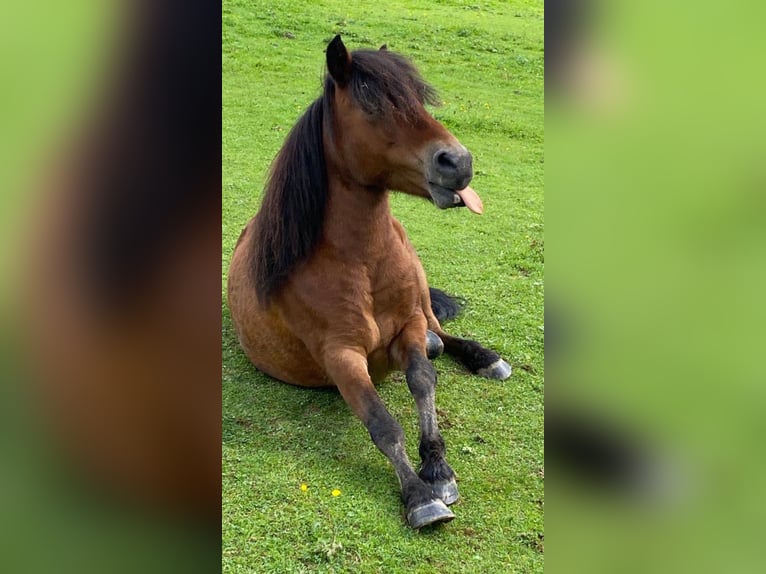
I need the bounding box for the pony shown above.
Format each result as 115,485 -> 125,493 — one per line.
228,35 -> 511,528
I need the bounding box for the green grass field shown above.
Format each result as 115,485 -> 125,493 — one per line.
222,1 -> 544,572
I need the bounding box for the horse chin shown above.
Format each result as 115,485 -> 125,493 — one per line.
427,183 -> 465,210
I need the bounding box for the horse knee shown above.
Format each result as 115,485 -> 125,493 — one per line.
405,354 -> 437,399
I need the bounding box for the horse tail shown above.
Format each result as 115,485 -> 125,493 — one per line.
429,287 -> 463,322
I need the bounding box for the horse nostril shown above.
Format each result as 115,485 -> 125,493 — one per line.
435,150 -> 459,171
433,148 -> 473,189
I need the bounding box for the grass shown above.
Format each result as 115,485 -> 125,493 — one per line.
222,1 -> 544,572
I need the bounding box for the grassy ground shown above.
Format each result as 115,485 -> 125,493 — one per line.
222,1 -> 544,572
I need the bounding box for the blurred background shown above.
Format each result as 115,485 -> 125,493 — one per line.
547,0 -> 766,572
0,1 -> 220,572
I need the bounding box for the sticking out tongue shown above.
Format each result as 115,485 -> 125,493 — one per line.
456,186 -> 484,214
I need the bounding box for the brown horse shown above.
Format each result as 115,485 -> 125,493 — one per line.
228,36 -> 511,529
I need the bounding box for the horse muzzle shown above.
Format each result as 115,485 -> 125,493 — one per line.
426,145 -> 483,214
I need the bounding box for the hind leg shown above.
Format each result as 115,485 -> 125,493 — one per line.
411,253 -> 511,379
425,329 -> 444,359
421,294 -> 512,381
422,290 -> 512,380
437,331 -> 512,380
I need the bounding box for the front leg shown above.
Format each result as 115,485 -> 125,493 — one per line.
392,323 -> 459,505
322,346 -> 454,528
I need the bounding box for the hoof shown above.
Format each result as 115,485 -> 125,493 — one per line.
476,358 -> 512,380
425,330 -> 444,360
407,499 -> 455,529
431,478 -> 459,505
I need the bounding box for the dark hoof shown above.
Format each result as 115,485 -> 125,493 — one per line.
431,478 -> 459,505
425,330 -> 444,360
407,499 -> 455,529
477,358 -> 512,380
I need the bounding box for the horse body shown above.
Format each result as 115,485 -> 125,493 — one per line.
228,36 -> 511,528
230,191 -> 425,387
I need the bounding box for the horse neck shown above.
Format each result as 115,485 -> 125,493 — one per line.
323,173 -> 395,256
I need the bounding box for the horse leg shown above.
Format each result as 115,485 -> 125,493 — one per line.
428,321 -> 510,379
425,329 -> 444,359
323,346 -> 455,528
436,331 -> 512,380
414,266 -> 511,380
393,324 -> 459,505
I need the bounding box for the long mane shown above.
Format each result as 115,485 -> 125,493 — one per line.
249,48 -> 438,305
249,93 -> 330,305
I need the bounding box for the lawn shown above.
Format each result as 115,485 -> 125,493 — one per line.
222,1 -> 544,572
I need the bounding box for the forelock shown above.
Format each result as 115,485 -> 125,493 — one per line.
343,49 -> 440,121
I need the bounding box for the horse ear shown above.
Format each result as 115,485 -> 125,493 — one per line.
379,43 -> 388,51
327,35 -> 352,87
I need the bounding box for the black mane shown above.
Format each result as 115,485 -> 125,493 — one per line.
249,47 -> 438,305
249,95 -> 330,305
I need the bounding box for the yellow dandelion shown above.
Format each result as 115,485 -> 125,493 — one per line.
331,489 -> 341,497
300,483 -> 308,492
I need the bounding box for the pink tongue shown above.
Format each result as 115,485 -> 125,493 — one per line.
457,186 -> 484,214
